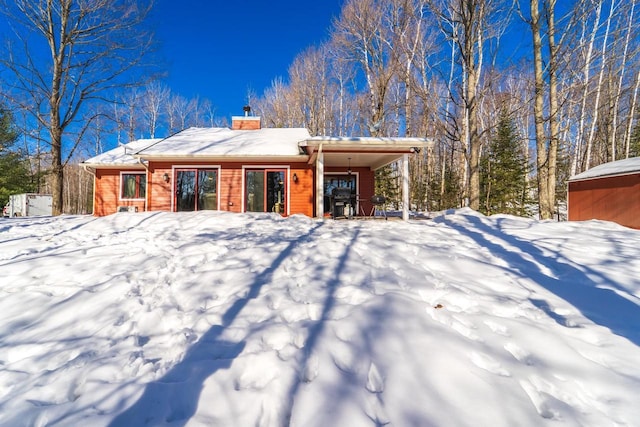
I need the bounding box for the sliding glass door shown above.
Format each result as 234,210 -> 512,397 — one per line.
245,169 -> 286,214
175,168 -> 218,211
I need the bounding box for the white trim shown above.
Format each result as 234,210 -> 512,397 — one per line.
316,147 -> 324,217
119,170 -> 147,202
170,165 -> 222,212
402,154 -> 410,221
241,165 -> 291,215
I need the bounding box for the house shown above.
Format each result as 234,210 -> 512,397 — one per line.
568,156 -> 640,229
81,115 -> 433,220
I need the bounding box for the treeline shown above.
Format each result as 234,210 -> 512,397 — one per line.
248,0 -> 640,217
3,0 -> 640,217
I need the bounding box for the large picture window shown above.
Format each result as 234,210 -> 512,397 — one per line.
175,168 -> 218,211
245,169 -> 286,214
121,172 -> 146,199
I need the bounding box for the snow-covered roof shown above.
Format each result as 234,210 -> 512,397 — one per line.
570,156 -> 640,181
303,135 -> 434,149
136,127 -> 311,158
82,138 -> 161,166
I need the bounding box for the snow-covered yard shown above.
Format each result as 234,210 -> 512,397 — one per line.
1,210 -> 639,426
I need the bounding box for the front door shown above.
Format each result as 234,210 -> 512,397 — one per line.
245,169 -> 287,214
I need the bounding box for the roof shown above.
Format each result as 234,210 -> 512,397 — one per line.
82,138 -> 161,168
570,156 -> 640,181
301,135 -> 434,170
303,136 -> 433,146
80,127 -> 435,170
136,127 -> 311,159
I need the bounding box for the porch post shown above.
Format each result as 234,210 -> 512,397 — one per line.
402,153 -> 409,221
316,145 -> 324,218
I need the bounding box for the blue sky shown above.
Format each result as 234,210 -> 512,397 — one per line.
152,1 -> 344,120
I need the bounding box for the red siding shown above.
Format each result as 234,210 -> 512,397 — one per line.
568,173 -> 640,229
92,162 -> 377,218
290,166 -> 314,217
94,161 -> 315,217
93,169 -> 146,216
148,163 -> 172,211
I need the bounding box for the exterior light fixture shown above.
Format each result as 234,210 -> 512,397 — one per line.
162,172 -> 170,183
347,157 -> 352,175
292,173 -> 298,183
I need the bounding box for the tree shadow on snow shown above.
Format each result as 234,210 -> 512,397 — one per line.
282,225 -> 362,425
438,214 -> 640,347
108,222 -> 326,427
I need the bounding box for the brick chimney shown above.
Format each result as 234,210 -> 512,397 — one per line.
231,105 -> 261,130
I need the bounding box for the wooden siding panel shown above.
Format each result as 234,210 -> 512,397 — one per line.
357,168 -> 376,216
94,170 -> 119,216
148,162 -> 174,212
289,166 -> 314,217
93,161 -> 357,218
568,173 -> 640,229
220,164 -> 243,213
94,170 -> 146,216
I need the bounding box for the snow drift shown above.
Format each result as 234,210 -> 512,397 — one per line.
1,210 -> 639,426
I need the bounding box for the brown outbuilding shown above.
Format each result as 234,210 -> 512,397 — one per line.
568,157 -> 640,229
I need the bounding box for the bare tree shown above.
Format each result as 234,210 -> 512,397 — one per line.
142,81 -> 170,138
0,0 -> 154,215
426,0 -> 508,210
527,0 -> 560,219
333,0 -> 402,136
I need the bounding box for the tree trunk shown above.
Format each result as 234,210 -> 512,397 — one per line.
546,0 -> 559,219
531,0 -> 551,219
585,0 -> 615,170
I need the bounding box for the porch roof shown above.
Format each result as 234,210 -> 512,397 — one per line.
301,136 -> 434,170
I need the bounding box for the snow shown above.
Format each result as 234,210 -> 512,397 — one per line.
1,209 -> 639,427
570,156 -> 640,181
136,127 -> 311,158
82,139 -> 162,166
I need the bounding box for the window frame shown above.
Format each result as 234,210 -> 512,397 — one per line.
241,165 -> 290,215
120,171 -> 147,201
170,165 -> 221,212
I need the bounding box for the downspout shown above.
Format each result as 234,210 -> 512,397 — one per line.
137,157 -> 150,212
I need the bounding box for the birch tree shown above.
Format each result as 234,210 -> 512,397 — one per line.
528,0 -> 560,219
142,82 -> 170,139
0,0 -> 154,215
426,0 -> 507,210
333,0 -> 401,136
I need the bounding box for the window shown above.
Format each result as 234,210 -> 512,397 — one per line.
245,169 -> 286,214
323,174 -> 356,213
175,168 -> 218,211
121,172 -> 146,199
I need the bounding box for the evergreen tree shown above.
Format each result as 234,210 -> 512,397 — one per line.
0,106 -> 34,207
480,110 -> 530,216
430,169 -> 461,211
375,164 -> 399,208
